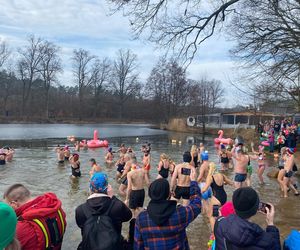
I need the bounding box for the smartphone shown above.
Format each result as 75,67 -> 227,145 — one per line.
258,202 -> 271,214
181,168 -> 191,176
213,205 -> 219,217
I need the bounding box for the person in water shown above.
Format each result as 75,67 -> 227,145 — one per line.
89,158 -> 101,177
231,145 -> 248,189
251,145 -> 267,185
2,146 -> 14,162
142,144 -> 151,178
125,156 -> 149,216
190,144 -> 199,168
117,143 -> 127,155
118,154 -> 132,196
156,153 -> 170,179
115,154 -> 126,180
63,146 -> 71,161
55,146 -> 65,164
282,148 -> 299,197
219,144 -> 230,171
105,147 -> 114,164
69,153 -> 81,178
0,150 -> 6,165
171,151 -> 195,206
201,163 -> 234,228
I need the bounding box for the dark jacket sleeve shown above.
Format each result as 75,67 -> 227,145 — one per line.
110,196 -> 132,222
75,204 -> 86,229
266,225 -> 281,250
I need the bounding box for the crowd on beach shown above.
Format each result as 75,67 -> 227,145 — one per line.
0,130 -> 299,250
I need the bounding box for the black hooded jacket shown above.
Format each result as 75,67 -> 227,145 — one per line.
215,214 -> 281,250
75,194 -> 132,234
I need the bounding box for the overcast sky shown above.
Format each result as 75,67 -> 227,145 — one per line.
0,0 -> 250,107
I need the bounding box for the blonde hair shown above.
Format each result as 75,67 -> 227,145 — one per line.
160,153 -> 168,161
190,145 -> 197,154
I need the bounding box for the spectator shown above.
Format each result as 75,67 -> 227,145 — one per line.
76,172 -> 132,250
268,130 -> 275,153
134,169 -> 201,249
277,131 -> 286,153
214,187 -> 281,249
284,230 -> 300,250
0,202 -> 20,250
3,184 -> 66,250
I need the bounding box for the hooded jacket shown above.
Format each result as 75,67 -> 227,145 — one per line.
75,194 -> 132,236
215,214 -> 281,250
16,192 -> 66,250
134,181 -> 202,250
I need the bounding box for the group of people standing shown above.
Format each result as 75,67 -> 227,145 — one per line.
0,134 -> 299,250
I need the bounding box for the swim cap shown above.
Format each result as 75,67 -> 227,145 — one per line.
108,147 -> 112,152
220,144 -> 226,150
0,202 -> 17,249
90,173 -> 108,193
201,151 -> 209,161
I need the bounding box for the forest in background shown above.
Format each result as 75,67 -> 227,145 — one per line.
0,36 -> 224,123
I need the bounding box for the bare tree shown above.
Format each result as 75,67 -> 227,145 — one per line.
210,79 -> 224,112
90,58 -> 111,118
18,35 -> 44,116
0,40 -> 10,68
111,49 -> 140,119
71,48 -> 96,120
38,41 -> 62,118
231,0 -> 300,110
110,0 -> 240,64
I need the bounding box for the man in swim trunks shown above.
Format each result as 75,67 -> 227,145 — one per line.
105,147 -> 114,164
125,156 -> 149,215
171,151 -> 196,206
231,145 -> 248,189
118,143 -> 127,155
118,154 -> 132,196
55,146 -> 65,164
142,146 -> 151,178
282,148 -> 299,197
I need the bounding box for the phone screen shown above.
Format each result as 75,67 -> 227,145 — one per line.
258,202 -> 271,214
213,205 -> 219,217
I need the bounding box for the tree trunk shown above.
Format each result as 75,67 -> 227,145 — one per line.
45,88 -> 50,119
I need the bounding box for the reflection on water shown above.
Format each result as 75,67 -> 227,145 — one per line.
0,129 -> 299,249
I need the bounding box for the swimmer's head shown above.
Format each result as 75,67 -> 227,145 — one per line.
64,146 -> 69,150
160,153 -> 168,161
220,144 -> 226,150
201,151 -> 209,161
72,154 -> 79,161
90,158 -> 96,165
183,151 -> 192,163
108,147 -> 112,153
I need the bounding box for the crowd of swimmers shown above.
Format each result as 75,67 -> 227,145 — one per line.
0,135 -> 299,250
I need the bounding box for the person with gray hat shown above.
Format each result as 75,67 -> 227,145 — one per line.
214,187 -> 281,249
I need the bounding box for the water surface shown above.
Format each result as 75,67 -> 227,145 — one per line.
0,124 -> 299,249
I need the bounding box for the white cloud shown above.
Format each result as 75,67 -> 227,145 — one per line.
0,0 -> 246,105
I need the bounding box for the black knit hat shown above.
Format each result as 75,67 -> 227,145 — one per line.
232,187 -> 259,219
149,178 -> 170,201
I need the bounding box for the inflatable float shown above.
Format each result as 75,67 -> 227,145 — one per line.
81,130 -> 109,148
214,130 -> 233,145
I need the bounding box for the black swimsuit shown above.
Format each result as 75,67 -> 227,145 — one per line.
220,152 -> 229,164
71,162 -> 81,177
158,162 -> 169,178
193,154 -> 199,168
211,175 -> 227,206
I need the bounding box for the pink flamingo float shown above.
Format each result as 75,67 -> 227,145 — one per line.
80,130 -> 109,148
214,130 -> 233,145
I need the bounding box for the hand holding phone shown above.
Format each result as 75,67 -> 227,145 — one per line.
258,202 -> 271,214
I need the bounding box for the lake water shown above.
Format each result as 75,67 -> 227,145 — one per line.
0,124 -> 299,249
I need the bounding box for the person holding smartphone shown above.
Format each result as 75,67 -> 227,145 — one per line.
214,187 -> 281,249
170,151 -> 196,206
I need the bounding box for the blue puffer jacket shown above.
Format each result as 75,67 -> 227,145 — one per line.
214,214 -> 281,250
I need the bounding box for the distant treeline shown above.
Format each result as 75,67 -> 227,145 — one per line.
0,35 -> 224,123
